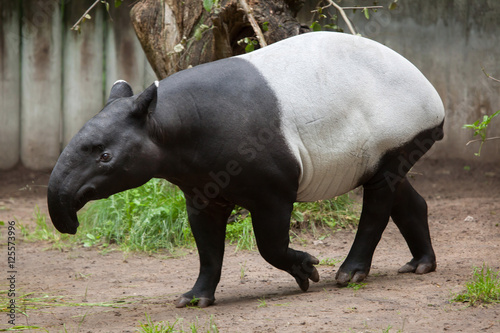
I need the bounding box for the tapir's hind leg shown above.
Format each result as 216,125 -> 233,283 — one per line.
175,193 -> 234,308
335,176 -> 437,286
336,125 -> 441,285
391,177 -> 436,274
335,184 -> 394,285
250,201 -> 320,292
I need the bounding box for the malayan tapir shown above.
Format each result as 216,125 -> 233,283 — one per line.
47,32 -> 445,308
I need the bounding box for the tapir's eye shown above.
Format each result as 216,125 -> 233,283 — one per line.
100,152 -> 112,162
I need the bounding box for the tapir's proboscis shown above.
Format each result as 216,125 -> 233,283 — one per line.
48,32 -> 445,308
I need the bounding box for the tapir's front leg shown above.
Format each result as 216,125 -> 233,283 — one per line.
250,200 -> 320,291
175,192 -> 234,308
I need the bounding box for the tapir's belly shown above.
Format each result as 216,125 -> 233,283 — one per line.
239,32 -> 445,202
282,113 -> 381,202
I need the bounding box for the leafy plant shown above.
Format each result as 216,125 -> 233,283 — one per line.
226,209 -> 255,251
452,264 -> 500,306
291,194 -> 359,235
226,194 -> 359,252
78,179 -> 191,252
464,109 -> 500,156
237,37 -> 259,53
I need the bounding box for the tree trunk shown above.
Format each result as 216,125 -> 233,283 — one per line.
130,0 -> 309,79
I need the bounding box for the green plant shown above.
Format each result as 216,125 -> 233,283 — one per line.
257,297 -> 267,308
291,194 -> 359,235
464,109 -> 500,156
319,257 -> 343,267
381,325 -> 404,333
226,194 -> 358,252
452,264 -> 500,306
239,261 -> 247,282
226,210 -> 256,251
78,179 -> 192,252
138,313 -> 219,333
19,206 -> 69,248
237,37 -> 259,53
138,314 -> 180,333
347,282 -> 367,290
0,326 -> 48,332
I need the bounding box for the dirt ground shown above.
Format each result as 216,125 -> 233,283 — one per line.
0,157 -> 499,333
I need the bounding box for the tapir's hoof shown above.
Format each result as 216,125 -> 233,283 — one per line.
292,255 -> 320,292
175,296 -> 214,308
335,269 -> 368,287
398,258 -> 437,274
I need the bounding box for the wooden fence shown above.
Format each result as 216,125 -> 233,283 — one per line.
0,0 -> 156,171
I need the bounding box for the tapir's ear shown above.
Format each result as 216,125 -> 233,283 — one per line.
132,81 -> 159,118
108,80 -> 134,102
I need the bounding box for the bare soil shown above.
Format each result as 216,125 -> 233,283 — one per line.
0,158 -> 499,333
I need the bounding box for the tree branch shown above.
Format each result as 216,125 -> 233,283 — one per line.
466,136 -> 500,146
312,5 -> 383,12
238,0 -> 267,48
341,6 -> 383,10
481,66 -> 500,83
327,0 -> 357,35
71,0 -> 101,31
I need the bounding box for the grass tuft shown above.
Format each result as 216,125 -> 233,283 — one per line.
78,179 -> 191,252
138,313 -> 219,333
452,264 -> 500,306
291,194 -> 359,234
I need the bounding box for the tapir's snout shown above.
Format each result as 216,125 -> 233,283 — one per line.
47,162 -> 83,235
47,183 -> 80,234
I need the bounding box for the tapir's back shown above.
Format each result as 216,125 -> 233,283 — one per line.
237,32 -> 445,201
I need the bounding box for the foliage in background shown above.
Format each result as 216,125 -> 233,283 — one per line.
451,264 -> 500,306
78,179 -> 190,252
464,110 -> 500,156
463,67 -> 500,156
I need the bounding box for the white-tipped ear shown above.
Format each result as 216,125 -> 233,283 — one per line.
133,82 -> 157,118
108,80 -> 133,102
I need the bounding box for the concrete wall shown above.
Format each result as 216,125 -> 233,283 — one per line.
0,0 -> 156,171
302,0 -> 500,162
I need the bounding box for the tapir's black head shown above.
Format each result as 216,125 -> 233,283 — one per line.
47,81 -> 162,234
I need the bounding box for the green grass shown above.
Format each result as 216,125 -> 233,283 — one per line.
22,179 -> 359,252
452,264 -> 500,306
0,290 -> 132,332
346,282 -> 367,290
291,194 -> 359,234
78,179 -> 191,252
0,290 -> 130,314
318,257 -> 343,267
138,313 -> 219,333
